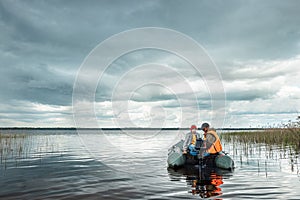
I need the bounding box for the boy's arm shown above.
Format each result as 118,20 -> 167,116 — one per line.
182,133 -> 189,152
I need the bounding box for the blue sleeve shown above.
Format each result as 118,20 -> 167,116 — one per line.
203,152 -> 210,157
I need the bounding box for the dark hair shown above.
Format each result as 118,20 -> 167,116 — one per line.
201,123 -> 210,130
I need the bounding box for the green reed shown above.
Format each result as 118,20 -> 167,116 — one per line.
220,128 -> 300,176
221,128 -> 300,153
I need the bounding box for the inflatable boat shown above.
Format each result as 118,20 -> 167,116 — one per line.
167,140 -> 234,170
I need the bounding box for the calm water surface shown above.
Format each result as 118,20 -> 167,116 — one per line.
0,129 -> 299,199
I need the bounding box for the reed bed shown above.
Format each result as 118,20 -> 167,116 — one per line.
0,133 -> 30,168
221,128 -> 300,153
0,132 -> 65,169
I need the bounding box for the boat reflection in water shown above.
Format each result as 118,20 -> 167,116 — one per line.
168,163 -> 232,198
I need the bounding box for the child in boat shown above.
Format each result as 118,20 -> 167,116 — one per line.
182,125 -> 201,155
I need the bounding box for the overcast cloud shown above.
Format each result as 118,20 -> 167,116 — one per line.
0,0 -> 299,128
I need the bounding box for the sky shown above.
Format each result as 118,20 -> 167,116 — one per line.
0,0 -> 299,128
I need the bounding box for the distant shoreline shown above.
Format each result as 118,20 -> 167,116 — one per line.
0,127 -> 265,131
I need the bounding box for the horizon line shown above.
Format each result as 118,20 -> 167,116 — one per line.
0,127 -> 267,130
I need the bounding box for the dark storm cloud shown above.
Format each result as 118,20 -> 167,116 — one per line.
181,0 -> 300,62
2,0 -> 298,65
0,63 -> 74,105
0,0 -> 164,107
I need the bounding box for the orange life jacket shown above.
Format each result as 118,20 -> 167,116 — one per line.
205,130 -> 222,154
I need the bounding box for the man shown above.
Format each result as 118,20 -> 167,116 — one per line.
201,122 -> 210,136
201,123 -> 222,157
183,125 -> 201,155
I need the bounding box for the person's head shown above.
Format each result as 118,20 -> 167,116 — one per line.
201,123 -> 210,133
190,125 -> 197,133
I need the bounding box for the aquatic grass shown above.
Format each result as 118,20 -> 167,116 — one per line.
221,128 -> 300,177
0,133 -> 30,168
0,132 -> 67,169
221,128 -> 300,153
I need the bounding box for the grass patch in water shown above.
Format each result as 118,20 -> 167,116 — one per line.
0,133 -> 30,168
221,128 -> 300,153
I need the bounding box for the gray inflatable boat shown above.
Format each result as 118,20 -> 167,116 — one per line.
167,140 -> 234,170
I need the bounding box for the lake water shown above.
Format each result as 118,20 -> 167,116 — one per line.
0,129 -> 299,199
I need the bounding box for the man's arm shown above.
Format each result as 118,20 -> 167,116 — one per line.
182,133 -> 190,152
